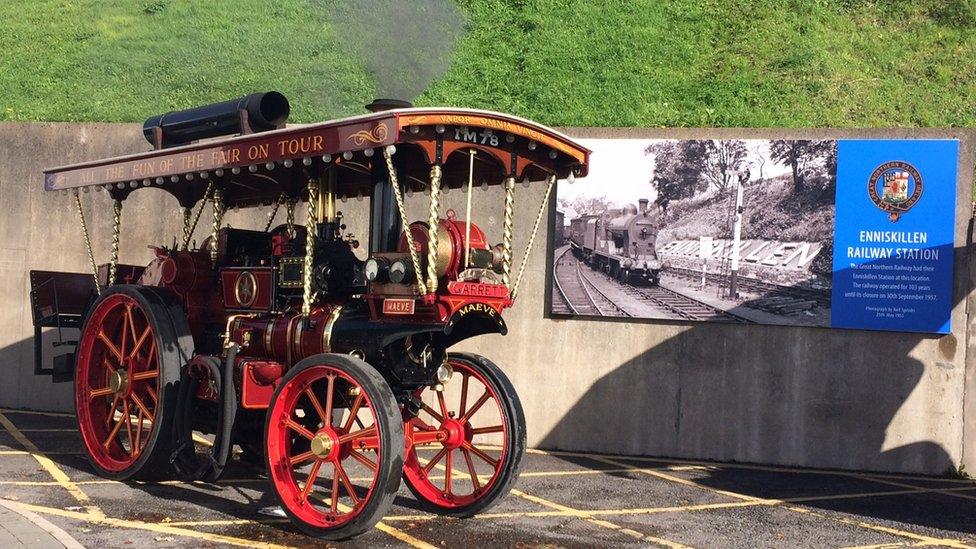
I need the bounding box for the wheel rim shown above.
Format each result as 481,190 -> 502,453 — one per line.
403,360 -> 508,508
75,294 -> 161,473
267,364 -> 383,528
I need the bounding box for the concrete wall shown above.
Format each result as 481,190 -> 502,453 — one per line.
1,123 -> 973,475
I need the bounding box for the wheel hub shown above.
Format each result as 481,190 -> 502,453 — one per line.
441,418 -> 469,450
310,430 -> 340,461
109,370 -> 128,394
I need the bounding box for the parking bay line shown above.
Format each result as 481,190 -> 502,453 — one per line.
3,500 -> 295,549
592,455 -> 972,548
414,452 -> 690,548
0,411 -> 104,519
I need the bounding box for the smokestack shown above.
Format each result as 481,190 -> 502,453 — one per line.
638,198 -> 649,214
366,98 -> 413,112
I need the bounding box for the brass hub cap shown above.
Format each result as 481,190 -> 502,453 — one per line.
108,370 -> 128,394
310,434 -> 334,458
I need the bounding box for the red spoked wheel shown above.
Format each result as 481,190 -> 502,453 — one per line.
265,354 -> 403,540
75,286 -> 184,480
403,353 -> 526,517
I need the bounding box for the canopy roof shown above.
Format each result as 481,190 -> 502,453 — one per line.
44,107 -> 590,209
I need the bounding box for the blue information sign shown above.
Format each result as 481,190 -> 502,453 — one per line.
831,140 -> 959,333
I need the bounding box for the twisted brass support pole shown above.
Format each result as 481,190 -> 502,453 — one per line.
181,207 -> 191,248
264,192 -> 287,233
511,174 -> 556,300
426,165 -> 442,292
74,192 -> 100,292
210,188 -> 224,263
286,199 -> 296,239
501,176 -> 516,288
383,147 -> 427,296
108,199 -> 122,286
183,180 -> 214,250
302,180 -> 318,317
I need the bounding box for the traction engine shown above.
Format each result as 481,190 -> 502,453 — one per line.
31,92 -> 590,539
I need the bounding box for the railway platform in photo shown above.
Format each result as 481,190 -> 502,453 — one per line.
2,407 -> 976,548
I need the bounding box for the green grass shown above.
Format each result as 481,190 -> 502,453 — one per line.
0,0 -> 374,122
1,0 -> 975,127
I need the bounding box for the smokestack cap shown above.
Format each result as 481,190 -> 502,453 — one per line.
366,98 -> 413,112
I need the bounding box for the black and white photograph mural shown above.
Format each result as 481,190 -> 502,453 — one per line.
549,138 -> 837,327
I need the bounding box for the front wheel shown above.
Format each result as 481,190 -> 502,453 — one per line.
264,354 -> 403,540
402,353 -> 526,517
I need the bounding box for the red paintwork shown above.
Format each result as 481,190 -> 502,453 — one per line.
265,363 -> 383,527
402,359 -> 509,508
75,293 -> 161,473
239,360 -> 282,409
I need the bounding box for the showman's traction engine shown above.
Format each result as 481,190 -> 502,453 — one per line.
30,92 -> 590,539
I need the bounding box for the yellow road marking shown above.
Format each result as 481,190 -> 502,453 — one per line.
5,500 -> 294,549
509,489 -> 692,548
506,446 -> 976,485
787,506 -> 973,548
0,411 -> 104,518
590,455 -> 973,548
591,455 -> 766,503
0,408 -> 75,417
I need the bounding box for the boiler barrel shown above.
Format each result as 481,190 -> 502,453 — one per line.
143,91 -> 290,147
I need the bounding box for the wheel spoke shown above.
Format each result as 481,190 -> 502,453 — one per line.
105,395 -> 121,428
437,391 -> 449,421
290,451 -> 316,466
145,385 -> 158,403
304,387 -> 328,426
335,461 -> 359,505
324,374 -> 335,428
459,389 -> 491,423
342,393 -> 364,432
130,393 -> 153,423
119,306 -> 131,359
420,401 -> 443,423
89,386 -> 113,400
129,326 -> 151,360
423,447 -> 449,474
349,450 -> 377,471
300,459 -> 323,502
286,419 -> 316,440
459,372 -> 470,417
338,426 -> 376,445
462,448 -> 481,490
97,331 -> 123,363
463,441 -> 499,467
330,463 -> 340,513
125,306 -> 139,354
444,449 -> 453,495
471,425 -> 504,436
123,401 -> 134,454
133,408 -> 144,456
102,408 -> 126,449
130,369 -> 158,382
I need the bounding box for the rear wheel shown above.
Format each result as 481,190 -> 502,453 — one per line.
74,286 -> 186,480
402,353 -> 525,517
265,354 -> 403,540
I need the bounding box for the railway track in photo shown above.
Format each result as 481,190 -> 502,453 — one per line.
553,246 -> 750,323
553,246 -> 630,317
621,285 -> 751,323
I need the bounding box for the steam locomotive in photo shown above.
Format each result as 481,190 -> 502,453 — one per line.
569,198 -> 663,285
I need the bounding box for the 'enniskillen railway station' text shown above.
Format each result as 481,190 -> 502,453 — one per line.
846,230 -> 939,260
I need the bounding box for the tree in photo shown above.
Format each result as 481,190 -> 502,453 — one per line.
769,140 -> 836,194
701,140 -> 748,194
646,140 -> 708,217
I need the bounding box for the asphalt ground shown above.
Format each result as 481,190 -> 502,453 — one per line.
2,408 -> 976,548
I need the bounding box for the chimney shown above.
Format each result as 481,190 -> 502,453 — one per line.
366,98 -> 413,112
638,198 -> 649,214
